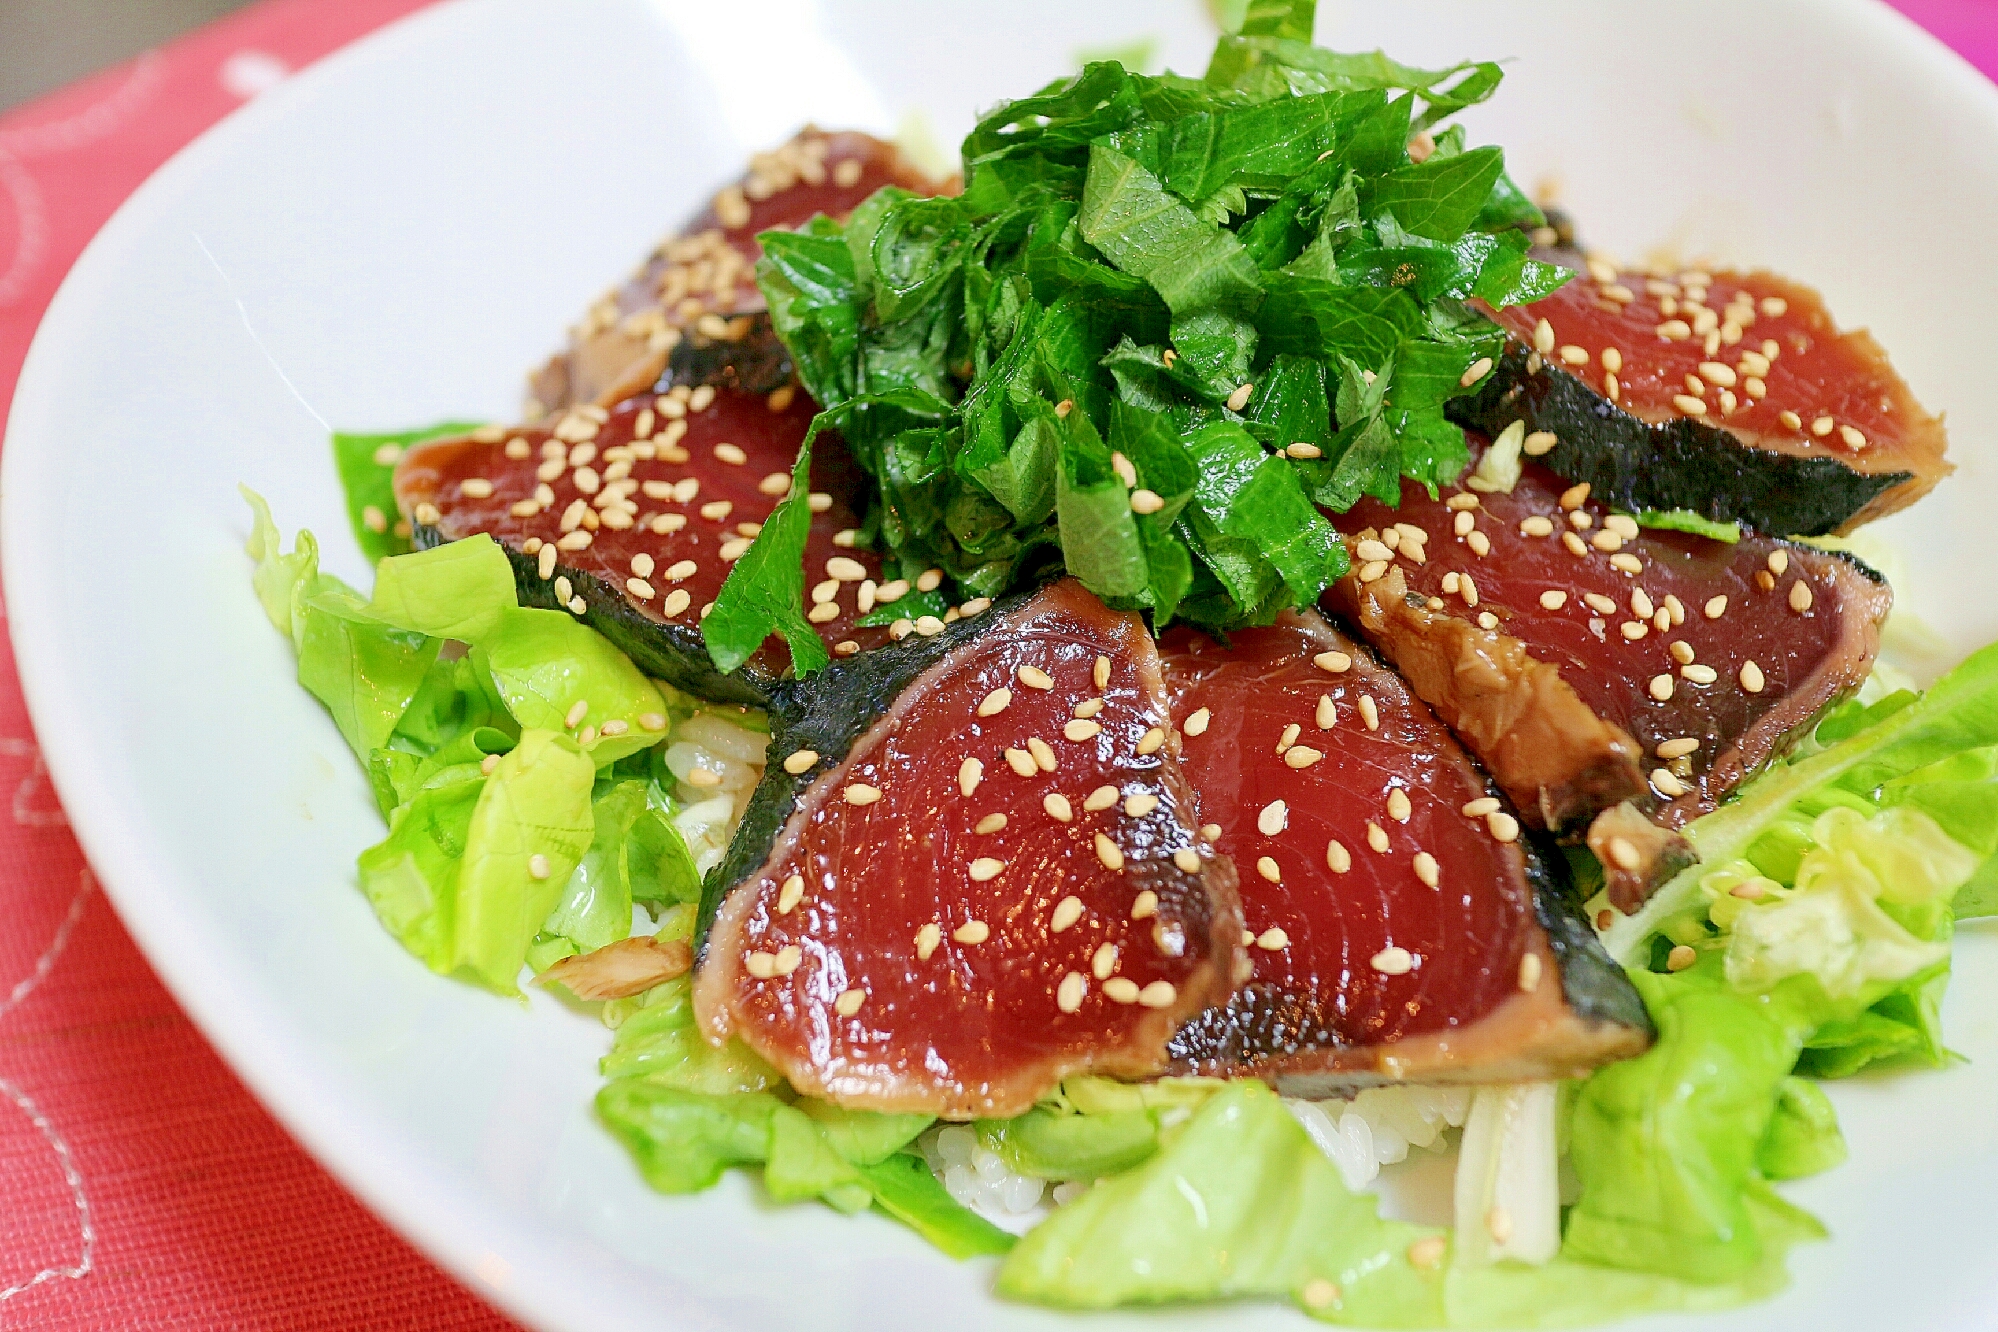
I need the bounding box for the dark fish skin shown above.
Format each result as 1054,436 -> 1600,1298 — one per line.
1452,340 -> 1906,538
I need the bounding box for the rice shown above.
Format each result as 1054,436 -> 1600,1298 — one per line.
919,1124 -> 1049,1221
1284,1085 -> 1472,1192
663,708 -> 767,875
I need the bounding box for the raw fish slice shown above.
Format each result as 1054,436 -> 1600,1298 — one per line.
1459,267 -> 1950,535
396,387 -> 897,705
1158,613 -> 1650,1092
528,129 -> 946,415
696,580 -> 1246,1118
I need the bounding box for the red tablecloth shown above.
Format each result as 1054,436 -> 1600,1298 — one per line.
0,1 -> 1990,1327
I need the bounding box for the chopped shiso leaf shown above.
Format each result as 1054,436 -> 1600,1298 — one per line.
715,0 -> 1565,666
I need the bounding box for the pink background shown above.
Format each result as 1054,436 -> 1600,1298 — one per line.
0,1 -> 1989,1326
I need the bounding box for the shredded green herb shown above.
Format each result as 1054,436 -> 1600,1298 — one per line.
703,0 -> 1568,673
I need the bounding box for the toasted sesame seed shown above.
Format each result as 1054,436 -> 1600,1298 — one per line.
1459,357 -> 1493,387
1258,800 -> 1288,836
1085,785 -> 1119,812
1789,580 -> 1813,612
625,576 -> 658,601
1671,393 -> 1707,416
954,920 -> 990,945
561,699 -> 589,730
1678,661 -> 1718,685
969,857 -> 1005,882
1488,810 -> 1520,843
780,749 -> 820,776
1560,531 -> 1588,557
1652,768 -> 1689,797
1413,852 -> 1440,887
1538,589 -> 1568,611
661,589 -> 693,618
1027,738 -> 1057,771
1367,822 -> 1390,853
535,543 -> 559,580
1256,856 -> 1281,882
1134,981 -> 1175,1009
527,853 -> 551,880
1358,695 -> 1379,731
916,923 -> 942,960
976,812 -> 1006,835
1137,727 -> 1166,755
1314,694 -> 1336,729
1533,318 -> 1555,354
833,988 -> 866,1017
1767,549 -> 1790,577
1056,971 -> 1088,1012
913,615 -> 946,637
1125,792 -> 1159,817
1372,946 -> 1414,976
1620,620 -> 1648,641
1519,515 -> 1555,538
825,556 -> 867,582
1050,896 -> 1085,933
1462,796 -> 1502,818
1016,664 -> 1054,691
1740,660 -> 1766,693
1605,371 -> 1621,401
1131,891 -> 1159,920
775,873 -> 805,914
1667,944 -> 1697,972
1172,847 -> 1201,874
1276,723 -> 1300,754
1286,442 -> 1322,459
959,757 -> 983,796
1358,559 -> 1390,584
1183,706 -> 1211,737
745,952 -> 777,979
1656,737 -> 1700,760
1355,538 -> 1394,563
1811,415 -> 1835,437
1761,295 -> 1788,317
1446,494 -> 1480,511
1607,837 -> 1642,872
1095,834 -> 1125,871
1255,927 -> 1289,952
1303,1279 -> 1342,1311
1610,553 -> 1643,574
1001,748 -> 1036,778
843,783 -> 881,806
1093,655 -> 1111,691
1386,788 -> 1412,822
1658,318 -> 1692,340
1840,424 -> 1867,450
1129,488 -> 1166,515
1060,718 -> 1100,745
1326,840 -> 1352,873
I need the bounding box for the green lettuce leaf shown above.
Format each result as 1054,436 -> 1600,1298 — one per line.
975,1106 -> 1160,1180
998,1082 -> 1445,1324
331,422 -> 481,563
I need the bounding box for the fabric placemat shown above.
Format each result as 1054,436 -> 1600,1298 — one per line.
0,1 -> 1988,1327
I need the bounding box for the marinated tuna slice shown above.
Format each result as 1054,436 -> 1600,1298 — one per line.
528,128 -> 946,416
1158,614 -> 1650,1091
395,386 -> 897,706
1459,267 -> 1950,534
1326,443 -> 1890,845
695,580 -> 1247,1118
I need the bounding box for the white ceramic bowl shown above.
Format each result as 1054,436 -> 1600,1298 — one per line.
6,2 -> 1997,1329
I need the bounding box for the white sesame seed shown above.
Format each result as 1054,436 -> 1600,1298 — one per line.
661,589 -> 692,617
1559,344 -> 1589,366
1183,706 -> 1211,737
1520,515 -> 1555,538
1285,442 -> 1322,459
1051,896 -> 1084,932
1226,382 -> 1255,411
1124,793 -> 1159,817
1257,856 -> 1282,882
834,988 -> 866,1017
1413,852 -> 1440,888
774,873 -> 806,915
1386,788 -> 1412,822
1488,811 -> 1520,843
783,749 -> 819,775
1256,927 -> 1289,951
1610,553 -> 1644,574
1085,785 -> 1119,812
916,923 -> 941,960
1649,674 -> 1674,701
1358,695 -> 1379,731
1740,660 -> 1766,693
1533,318 -> 1555,354
1367,822 -> 1390,853
1065,719 -> 1102,743
1057,971 -> 1088,1012
1258,800 -> 1288,836
1371,946 -> 1413,976
1028,737 -> 1057,771
1761,296 -> 1788,317
1459,357 -> 1493,387
1130,488 -> 1165,515
1137,727 -> 1166,755
1789,580 -> 1814,612
1131,891 -> 1158,920
1671,393 -> 1708,416
745,952 -> 777,979
826,556 -> 866,582
1667,944 -> 1697,972
1656,737 -> 1701,759
954,920 -> 990,945
1017,664 -> 1054,691
1326,840 -> 1352,873
844,783 -> 881,805
1173,847 -> 1201,873
969,857 -> 1005,882
1652,768 -> 1689,797
1095,834 -> 1125,871
1137,981 -> 1177,1009
528,853 -> 551,880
